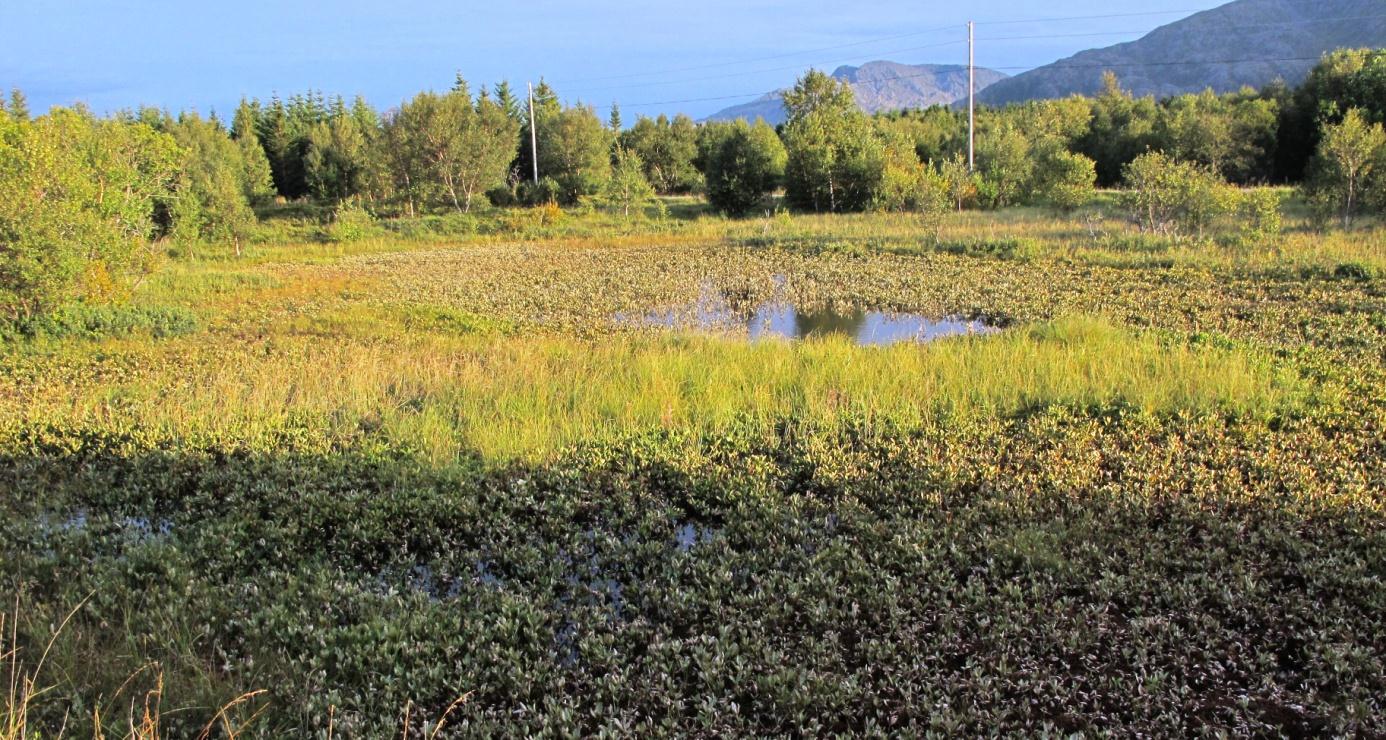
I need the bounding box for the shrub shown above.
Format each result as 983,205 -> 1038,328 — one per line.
381,213 -> 479,240
936,153 -> 980,211
1237,188 -> 1284,245
517,177 -> 564,207
1332,261 -> 1376,281
975,121 -> 1032,208
0,108 -> 182,321
325,201 -> 378,242
942,237 -> 1043,261
782,71 -> 883,212
1034,150 -> 1097,213
1302,109 -> 1385,229
1120,151 -> 1237,240
871,137 -> 950,244
871,134 -> 948,214
705,120 -> 787,217
165,113 -> 258,257
596,147 -> 659,218
498,203 -> 565,236
485,185 -> 518,208
619,113 -> 702,194
4,303 -> 199,340
536,106 -> 612,205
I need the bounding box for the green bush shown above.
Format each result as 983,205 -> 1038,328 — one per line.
485,185 -> 518,208
1332,261 -> 1376,281
4,303 -> 199,340
705,120 -> 786,217
942,237 -> 1044,261
1301,109 -> 1386,229
6,414 -> 1385,736
381,213 -> 480,240
0,108 -> 182,320
1034,150 -> 1097,213
1237,188 -> 1285,244
1120,151 -> 1238,240
518,177 -> 564,207
325,200 -> 379,242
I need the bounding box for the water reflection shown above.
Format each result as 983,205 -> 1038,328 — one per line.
748,304 -> 994,346
620,284 -> 998,346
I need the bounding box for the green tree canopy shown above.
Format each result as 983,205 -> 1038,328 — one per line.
305,114 -> 372,202
782,70 -> 883,212
387,86 -> 522,212
536,104 -> 611,205
1304,108 -> 1386,228
620,114 -> 702,194
231,100 -> 276,205
0,109 -> 182,319
598,147 -> 658,217
704,119 -> 787,217
165,112 -> 258,254
1076,72 -> 1160,186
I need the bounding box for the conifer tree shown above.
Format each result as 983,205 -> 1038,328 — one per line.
493,81 -> 521,122
231,99 -> 275,204
600,147 -> 657,217
6,89 -> 28,120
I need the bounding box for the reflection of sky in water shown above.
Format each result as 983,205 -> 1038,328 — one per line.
749,304 -> 996,346
620,283 -> 999,347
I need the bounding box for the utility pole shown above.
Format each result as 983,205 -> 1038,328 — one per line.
528,82 -> 539,185
967,20 -> 975,173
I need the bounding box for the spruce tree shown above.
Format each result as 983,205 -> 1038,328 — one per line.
493,81 -> 521,122
7,89 -> 29,121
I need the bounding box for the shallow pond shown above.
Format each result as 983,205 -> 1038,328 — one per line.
619,283 -> 998,346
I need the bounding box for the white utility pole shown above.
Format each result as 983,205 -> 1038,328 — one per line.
967,20 -> 975,173
528,82 -> 539,185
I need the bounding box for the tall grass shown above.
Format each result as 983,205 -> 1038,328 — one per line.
7,317 -> 1305,461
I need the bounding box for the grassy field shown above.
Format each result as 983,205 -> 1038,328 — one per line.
3,198 -> 1385,736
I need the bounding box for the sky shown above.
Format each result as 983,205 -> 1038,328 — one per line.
1,0 -> 1229,120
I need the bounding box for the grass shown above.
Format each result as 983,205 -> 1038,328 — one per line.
3,317 -> 1308,462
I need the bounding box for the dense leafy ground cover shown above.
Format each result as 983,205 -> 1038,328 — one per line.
2,202 -> 1385,736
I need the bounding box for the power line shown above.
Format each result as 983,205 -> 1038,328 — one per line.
570,10 -> 1386,103
549,7 -> 1213,87
596,8 -> 1386,113
549,22 -> 962,86
616,54 -> 1330,110
565,39 -> 966,97
567,30 -> 1166,99
988,56 -> 1322,72
973,8 -> 1204,26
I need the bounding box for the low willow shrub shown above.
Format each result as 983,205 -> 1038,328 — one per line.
2,303 -> 199,340
2,406 -> 1383,736
381,213 -> 482,240
939,237 -> 1044,261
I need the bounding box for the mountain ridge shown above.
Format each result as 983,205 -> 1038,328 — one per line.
704,61 -> 1007,124
976,0 -> 1386,105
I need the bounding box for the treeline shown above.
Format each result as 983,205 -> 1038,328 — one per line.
3,49 -> 1386,320
215,48 -> 1386,226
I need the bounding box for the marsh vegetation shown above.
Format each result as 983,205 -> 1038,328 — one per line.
3,197 -> 1386,736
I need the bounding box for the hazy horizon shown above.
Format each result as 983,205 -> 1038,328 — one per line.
3,0 -> 1226,120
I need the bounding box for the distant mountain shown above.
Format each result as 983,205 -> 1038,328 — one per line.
977,0 -> 1386,105
705,61 -> 1008,124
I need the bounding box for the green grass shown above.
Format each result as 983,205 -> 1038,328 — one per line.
4,316 -> 1307,461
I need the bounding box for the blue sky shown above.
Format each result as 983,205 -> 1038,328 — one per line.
2,0 -> 1226,119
